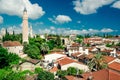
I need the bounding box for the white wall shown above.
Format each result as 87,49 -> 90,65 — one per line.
61,62 -> 89,72
44,53 -> 66,62
19,62 -> 35,71
6,46 -> 23,55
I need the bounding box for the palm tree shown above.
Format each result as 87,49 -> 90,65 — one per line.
87,53 -> 107,71
40,43 -> 49,56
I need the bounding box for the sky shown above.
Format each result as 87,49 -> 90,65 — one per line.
0,0 -> 120,35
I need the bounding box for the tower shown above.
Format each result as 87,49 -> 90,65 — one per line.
1,28 -> 6,36
22,7 -> 29,43
29,25 -> 33,38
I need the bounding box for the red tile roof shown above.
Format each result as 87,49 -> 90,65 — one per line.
57,57 -> 80,66
101,49 -> 113,53
117,51 -> 120,55
27,59 -> 40,64
49,66 -> 58,73
71,43 -> 80,47
104,56 -> 115,63
108,62 -> 120,72
65,75 -> 84,80
85,53 -> 95,59
82,69 -> 109,80
3,41 -> 22,47
50,48 -> 64,52
83,38 -> 102,44
26,75 -> 37,80
71,52 -> 81,58
88,47 -> 95,52
82,69 -> 120,80
109,70 -> 120,80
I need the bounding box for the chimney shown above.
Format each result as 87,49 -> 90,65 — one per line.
85,49 -> 89,55
113,49 -> 116,57
87,76 -> 93,80
79,47 -> 83,52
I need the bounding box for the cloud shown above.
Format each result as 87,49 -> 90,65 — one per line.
101,28 -> 113,33
49,15 -> 72,24
0,0 -> 45,19
13,26 -> 22,34
6,26 -> 22,34
50,26 -> 55,30
33,22 -> 44,27
39,28 -> 51,34
112,1 -> 120,9
88,29 -> 99,33
73,0 -> 115,15
77,20 -> 81,24
39,27 -> 115,35
0,16 -> 3,24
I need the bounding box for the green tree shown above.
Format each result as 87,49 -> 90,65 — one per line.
67,67 -> 84,75
37,70 -> 54,80
40,43 -> 49,56
24,44 -> 41,59
2,33 -> 22,43
3,71 -> 25,80
35,67 -> 43,74
55,35 -> 61,47
67,67 -> 77,75
8,53 -> 20,67
0,69 -> 34,80
87,53 -> 107,71
106,43 -> 112,47
116,42 -> 120,46
0,47 -> 20,68
47,40 -> 55,50
74,38 -> 82,44
56,70 -> 68,78
84,34 -> 91,38
0,47 -> 9,68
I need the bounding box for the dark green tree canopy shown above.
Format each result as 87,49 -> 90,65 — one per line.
37,70 -> 54,80
24,44 -> 41,59
0,47 -> 20,69
2,33 -> 22,43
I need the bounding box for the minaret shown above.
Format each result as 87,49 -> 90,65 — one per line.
29,25 -> 33,38
1,28 -> 6,36
22,7 -> 29,43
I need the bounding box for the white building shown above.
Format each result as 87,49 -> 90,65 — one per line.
57,57 -> 89,72
40,34 -> 45,39
3,41 -> 27,58
18,59 -> 40,71
67,43 -> 89,56
69,34 -> 76,44
61,37 -> 70,45
44,52 -> 67,63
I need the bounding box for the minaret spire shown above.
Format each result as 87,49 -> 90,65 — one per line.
24,7 -> 27,12
22,7 -> 29,43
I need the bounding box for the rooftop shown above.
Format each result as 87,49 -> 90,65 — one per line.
3,41 -> 22,47
108,62 -> 120,72
49,66 -> 58,73
57,57 -> 80,66
104,56 -> 115,64
82,69 -> 120,80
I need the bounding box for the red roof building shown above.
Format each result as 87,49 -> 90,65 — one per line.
3,41 -> 22,47
104,56 -> 116,64
82,69 -> 120,80
108,62 -> 120,72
